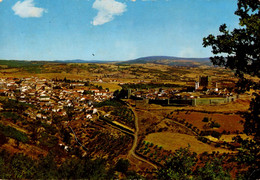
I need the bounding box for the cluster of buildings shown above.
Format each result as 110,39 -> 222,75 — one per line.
0,77 -> 113,121
129,76 -> 238,106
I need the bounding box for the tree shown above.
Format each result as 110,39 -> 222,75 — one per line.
157,146 -> 197,180
203,0 -> 260,141
58,158 -> 85,179
233,136 -> 260,179
244,93 -> 260,140
0,132 -> 7,147
114,158 -> 130,174
113,88 -> 129,99
10,153 -> 37,179
203,0 -> 259,80
35,153 -> 59,179
194,158 -> 230,180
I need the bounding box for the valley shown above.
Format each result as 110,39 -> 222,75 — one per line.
0,59 -> 258,179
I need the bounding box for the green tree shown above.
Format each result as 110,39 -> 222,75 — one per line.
114,158 -> 130,174
126,170 -> 144,180
58,158 -> 85,179
0,132 -> 7,147
203,0 -> 260,141
157,146 -> 197,180
35,153 -> 59,179
195,158 -> 230,180
244,93 -> 260,140
82,157 -> 108,179
233,137 -> 260,179
10,153 -> 37,179
203,0 -> 259,80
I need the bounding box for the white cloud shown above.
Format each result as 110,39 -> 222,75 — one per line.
12,0 -> 46,18
91,0 -> 127,26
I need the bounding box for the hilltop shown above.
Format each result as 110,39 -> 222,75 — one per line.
117,56 -> 211,67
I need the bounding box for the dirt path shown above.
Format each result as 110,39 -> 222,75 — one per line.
98,103 -> 158,169
127,105 -> 158,170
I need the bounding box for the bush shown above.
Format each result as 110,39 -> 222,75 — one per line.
215,143 -> 221,148
114,159 -> 129,174
197,136 -> 208,143
39,132 -> 58,148
210,121 -> 220,128
212,122 -> 221,128
202,117 -> 209,122
211,131 -> 222,139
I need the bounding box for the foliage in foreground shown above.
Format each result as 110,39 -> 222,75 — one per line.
0,149 -> 144,179
157,146 -> 232,180
0,150 -> 112,179
203,0 -> 260,140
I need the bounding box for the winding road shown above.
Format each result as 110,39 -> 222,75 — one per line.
97,102 -> 158,169
127,104 -> 158,170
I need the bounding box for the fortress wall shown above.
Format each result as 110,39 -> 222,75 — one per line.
135,95 -> 239,107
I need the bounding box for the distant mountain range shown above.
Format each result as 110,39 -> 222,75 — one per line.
53,59 -> 114,63
117,56 -> 211,67
1,56 -> 212,67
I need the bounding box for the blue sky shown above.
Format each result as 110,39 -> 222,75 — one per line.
0,0 -> 239,61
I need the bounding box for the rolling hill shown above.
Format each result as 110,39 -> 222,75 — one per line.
0,56 -> 212,67
117,56 -> 211,67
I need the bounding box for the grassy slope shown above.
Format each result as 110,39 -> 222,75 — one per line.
144,132 -> 230,154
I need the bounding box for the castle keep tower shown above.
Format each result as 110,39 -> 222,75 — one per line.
199,76 -> 211,87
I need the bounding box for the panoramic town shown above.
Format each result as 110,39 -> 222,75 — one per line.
0,0 -> 259,179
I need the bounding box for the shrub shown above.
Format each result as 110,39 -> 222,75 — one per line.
211,131 -> 221,139
211,122 -> 221,128
197,136 -> 208,143
114,159 -> 129,174
202,117 -> 209,122
214,123 -> 221,128
215,143 -> 221,148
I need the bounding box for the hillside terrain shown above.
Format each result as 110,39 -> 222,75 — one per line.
118,56 -> 211,66
0,59 -> 259,179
